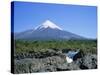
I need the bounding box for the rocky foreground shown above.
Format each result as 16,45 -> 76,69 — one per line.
14,49 -> 97,74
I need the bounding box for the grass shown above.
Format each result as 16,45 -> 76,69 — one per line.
15,39 -> 97,54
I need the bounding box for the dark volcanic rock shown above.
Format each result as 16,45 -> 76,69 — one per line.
14,49 -> 64,59
14,49 -> 97,74
81,54 -> 97,69
74,53 -> 97,69
14,56 -> 66,73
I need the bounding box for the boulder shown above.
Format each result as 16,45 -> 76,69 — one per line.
74,53 -> 97,69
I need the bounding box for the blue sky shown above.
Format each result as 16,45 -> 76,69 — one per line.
13,1 -> 97,39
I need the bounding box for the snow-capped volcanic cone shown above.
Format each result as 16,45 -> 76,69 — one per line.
15,20 -> 85,40
35,20 -> 63,30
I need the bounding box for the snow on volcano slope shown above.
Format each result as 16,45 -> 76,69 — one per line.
35,20 -> 63,30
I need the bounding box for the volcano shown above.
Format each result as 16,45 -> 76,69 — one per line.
15,20 -> 86,40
